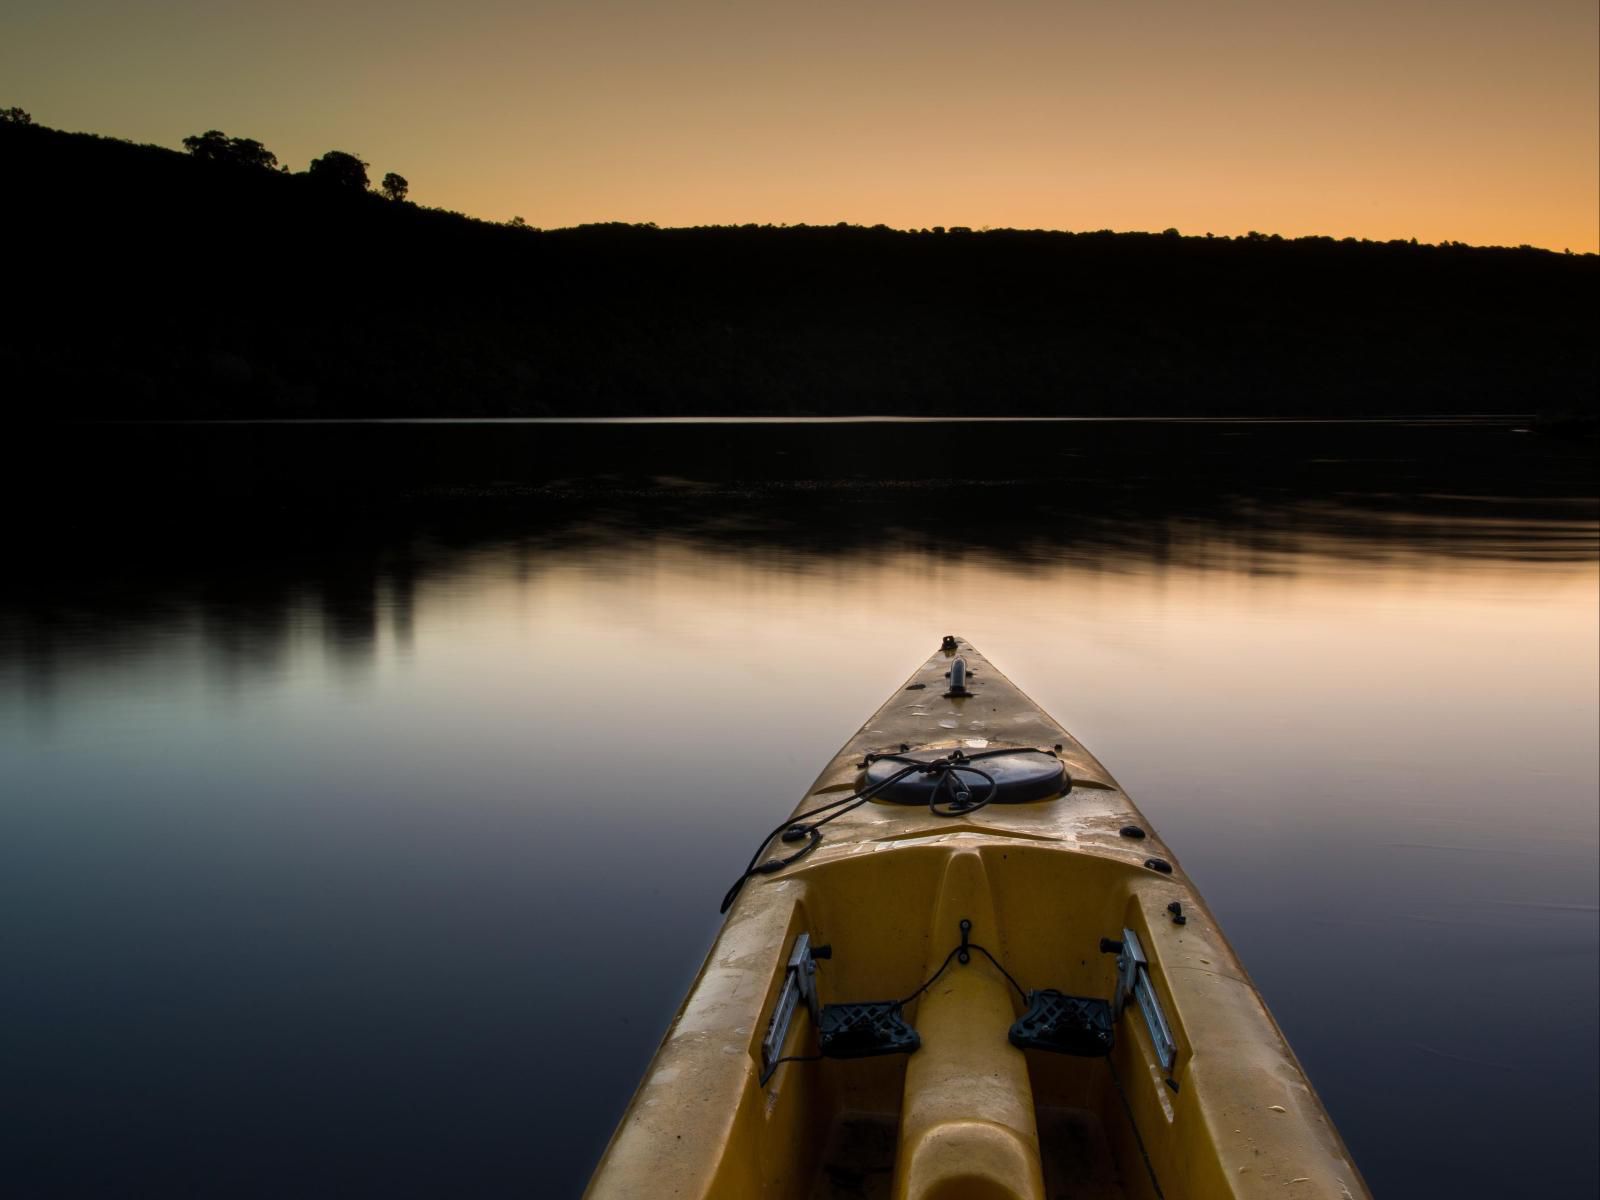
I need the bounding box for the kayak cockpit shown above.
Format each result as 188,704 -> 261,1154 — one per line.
742,843 -> 1170,1200
590,840 -> 1200,1199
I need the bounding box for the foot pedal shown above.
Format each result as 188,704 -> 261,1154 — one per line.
818,1002 -> 921,1059
1009,989 -> 1115,1056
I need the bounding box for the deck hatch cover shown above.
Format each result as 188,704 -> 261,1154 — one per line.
864,748 -> 1068,805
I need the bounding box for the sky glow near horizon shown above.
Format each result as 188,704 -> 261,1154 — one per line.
3,0 -> 1596,251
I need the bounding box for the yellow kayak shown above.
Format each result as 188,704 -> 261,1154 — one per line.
586,638 -> 1368,1199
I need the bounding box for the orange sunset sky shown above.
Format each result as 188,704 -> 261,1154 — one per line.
4,0 -> 1596,251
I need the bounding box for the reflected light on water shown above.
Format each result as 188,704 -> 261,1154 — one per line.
1,499 -> 1595,1198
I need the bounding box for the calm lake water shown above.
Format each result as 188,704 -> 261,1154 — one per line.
2,420 -> 1596,1197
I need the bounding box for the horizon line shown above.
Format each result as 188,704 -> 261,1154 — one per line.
10,117 -> 1595,258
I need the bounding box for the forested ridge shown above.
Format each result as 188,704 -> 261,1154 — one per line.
3,119 -> 1595,419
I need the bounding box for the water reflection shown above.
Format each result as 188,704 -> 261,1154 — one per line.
4,480 -> 1594,699
0,425 -> 1595,1198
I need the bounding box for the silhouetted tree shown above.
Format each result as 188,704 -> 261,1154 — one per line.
226,138 -> 278,169
380,172 -> 408,202
307,150 -> 369,191
182,129 -> 278,169
508,215 -> 527,227
1,107 -> 31,125
182,129 -> 229,159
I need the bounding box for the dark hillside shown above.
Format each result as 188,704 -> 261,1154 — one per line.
3,122 -> 1595,419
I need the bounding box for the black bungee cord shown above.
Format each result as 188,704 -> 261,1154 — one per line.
1107,1056 -> 1168,1199
719,761 -> 921,912
864,744 -> 1067,819
893,920 -> 1029,1008
718,748 -> 1017,912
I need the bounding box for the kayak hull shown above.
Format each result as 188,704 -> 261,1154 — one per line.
586,639 -> 1367,1200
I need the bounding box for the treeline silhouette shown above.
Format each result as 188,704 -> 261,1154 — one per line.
175,126 -> 404,197
2,117 -> 1595,420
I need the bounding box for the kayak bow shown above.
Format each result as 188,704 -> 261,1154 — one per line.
586,637 -> 1367,1200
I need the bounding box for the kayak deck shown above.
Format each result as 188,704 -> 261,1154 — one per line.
586,638 -> 1367,1200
